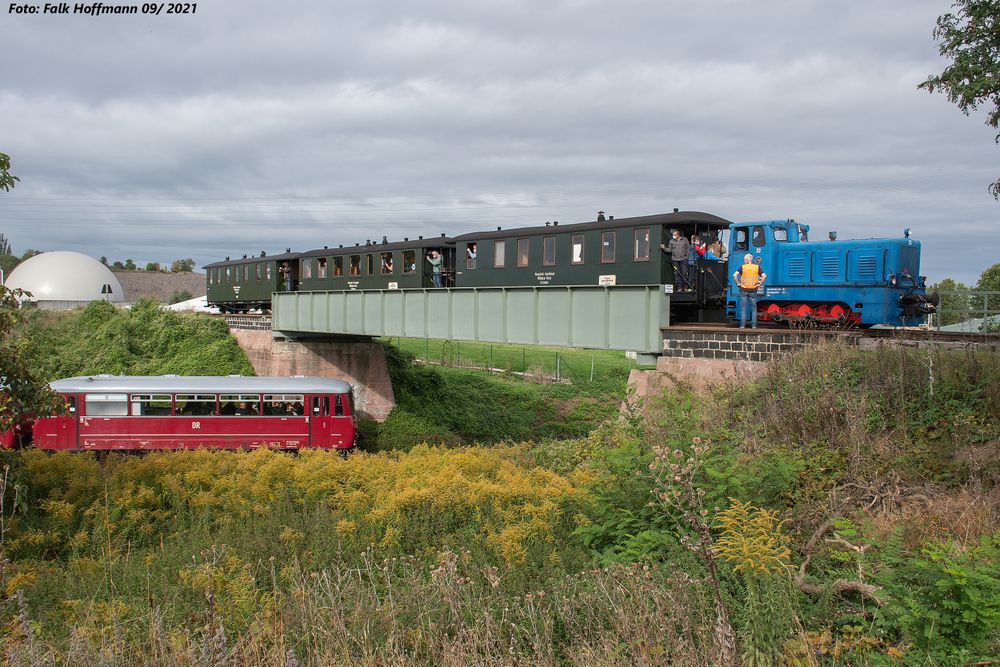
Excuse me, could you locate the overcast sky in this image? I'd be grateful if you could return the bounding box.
[1,0,997,284]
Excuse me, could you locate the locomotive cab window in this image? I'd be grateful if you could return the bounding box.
[317,258,327,278]
[734,228,748,252]
[752,226,766,247]
[633,228,650,261]
[517,239,530,267]
[402,250,416,273]
[571,235,584,264]
[543,237,556,266]
[494,240,506,268]
[601,231,616,263]
[333,257,343,277]
[773,227,788,242]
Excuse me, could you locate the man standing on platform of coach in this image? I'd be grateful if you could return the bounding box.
[733,253,766,329]
[662,229,690,291]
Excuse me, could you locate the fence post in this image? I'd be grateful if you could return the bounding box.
[425,337,429,360]
[457,340,461,368]
[490,344,493,370]
[556,353,561,382]
[522,348,526,373]
[590,355,595,382]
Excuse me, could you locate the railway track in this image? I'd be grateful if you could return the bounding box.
[664,322,1000,344]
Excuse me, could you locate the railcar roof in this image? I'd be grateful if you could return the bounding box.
[50,375,353,394]
[300,237,454,257]
[451,211,732,242]
[203,251,301,270]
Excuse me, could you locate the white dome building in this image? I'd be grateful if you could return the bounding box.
[4,251,126,309]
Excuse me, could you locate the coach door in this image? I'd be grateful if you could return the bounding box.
[310,395,338,448]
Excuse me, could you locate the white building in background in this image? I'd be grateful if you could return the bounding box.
[3,251,126,309]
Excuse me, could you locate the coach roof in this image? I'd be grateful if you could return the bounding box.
[50,375,353,395]
[451,211,732,242]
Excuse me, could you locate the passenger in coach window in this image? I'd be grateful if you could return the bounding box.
[281,261,293,291]
[426,249,443,287]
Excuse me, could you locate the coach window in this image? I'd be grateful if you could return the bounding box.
[263,394,304,416]
[244,264,249,281]
[254,263,261,280]
[318,258,328,278]
[380,252,393,274]
[634,228,650,261]
[403,250,416,273]
[85,393,128,417]
[175,394,217,416]
[751,226,766,248]
[302,258,313,280]
[493,240,506,268]
[516,239,530,267]
[734,228,748,252]
[571,235,585,264]
[773,227,788,242]
[601,231,616,263]
[349,255,361,276]
[465,243,477,269]
[266,264,272,280]
[333,257,343,277]
[225,267,231,282]
[220,394,260,416]
[366,254,374,276]
[130,394,172,416]
[543,237,556,266]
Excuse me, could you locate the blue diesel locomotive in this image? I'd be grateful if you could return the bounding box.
[725,219,936,327]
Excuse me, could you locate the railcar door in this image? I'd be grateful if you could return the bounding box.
[310,394,351,448]
[33,395,79,449]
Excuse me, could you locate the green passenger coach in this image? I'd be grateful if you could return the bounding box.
[204,250,300,313]
[297,236,456,292]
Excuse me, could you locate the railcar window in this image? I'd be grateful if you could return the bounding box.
[517,239,529,267]
[381,252,394,274]
[350,255,361,276]
[333,257,344,276]
[773,228,788,242]
[571,235,584,264]
[494,241,506,268]
[734,229,748,251]
[601,231,616,263]
[175,394,218,416]
[633,228,650,261]
[85,393,128,416]
[130,394,172,416]
[402,250,416,274]
[752,226,766,248]
[220,394,260,416]
[318,258,327,278]
[543,237,556,266]
[302,258,313,279]
[366,254,374,276]
[312,396,333,416]
[262,394,305,416]
[335,394,345,416]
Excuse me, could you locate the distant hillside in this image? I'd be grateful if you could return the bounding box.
[114,270,205,303]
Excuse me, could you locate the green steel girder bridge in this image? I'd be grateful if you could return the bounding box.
[272,285,672,356]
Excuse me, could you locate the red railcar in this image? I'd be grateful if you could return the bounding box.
[31,375,357,451]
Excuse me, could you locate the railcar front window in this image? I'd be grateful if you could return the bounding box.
[543,237,556,266]
[494,241,506,268]
[773,228,788,242]
[634,228,650,261]
[175,394,218,416]
[85,393,128,416]
[571,235,584,264]
[752,226,766,248]
[517,239,530,267]
[130,394,172,416]
[601,231,616,263]
[402,250,416,274]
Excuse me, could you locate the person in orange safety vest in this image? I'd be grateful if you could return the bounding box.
[733,253,766,329]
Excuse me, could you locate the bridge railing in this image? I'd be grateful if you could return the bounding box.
[934,290,1000,331]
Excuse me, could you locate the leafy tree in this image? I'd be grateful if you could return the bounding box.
[145,261,161,272]
[978,261,1000,291]
[171,258,195,273]
[124,259,136,270]
[100,256,108,266]
[929,277,973,325]
[0,152,18,192]
[0,234,11,257]
[111,260,125,271]
[920,0,1000,198]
